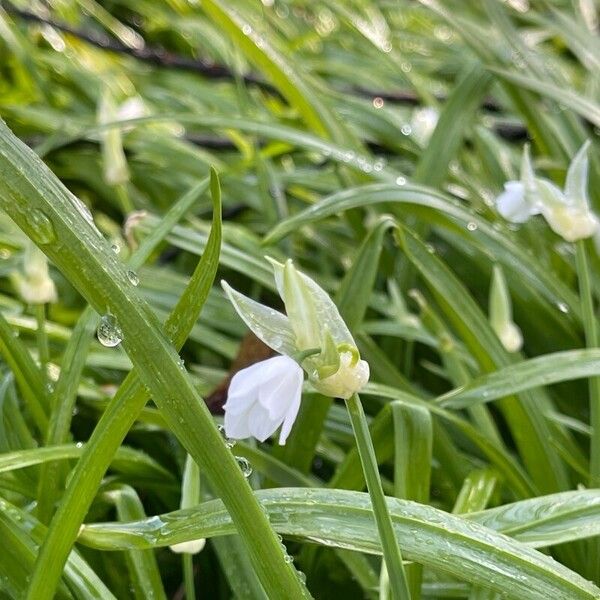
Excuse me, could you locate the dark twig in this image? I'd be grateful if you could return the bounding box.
[3,1,527,140]
[1,1,270,87]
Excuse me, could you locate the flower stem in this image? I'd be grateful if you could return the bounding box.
[575,241,600,483]
[345,393,411,600]
[35,303,49,384]
[183,554,196,599]
[575,239,600,583]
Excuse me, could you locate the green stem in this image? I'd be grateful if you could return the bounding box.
[576,240,600,583]
[35,303,49,384]
[115,183,134,213]
[575,241,600,483]
[183,554,196,600]
[344,393,411,600]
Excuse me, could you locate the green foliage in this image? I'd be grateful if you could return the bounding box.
[1,0,600,598]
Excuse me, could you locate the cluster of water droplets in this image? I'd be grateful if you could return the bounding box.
[216,425,252,477]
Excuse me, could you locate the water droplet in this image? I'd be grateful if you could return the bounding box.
[467,221,478,231]
[97,314,123,347]
[29,209,56,245]
[557,302,569,314]
[236,456,252,477]
[372,97,384,109]
[111,243,121,254]
[242,24,252,35]
[0,249,11,260]
[218,425,236,448]
[396,176,406,186]
[75,441,83,448]
[284,554,293,563]
[127,270,139,286]
[401,124,412,136]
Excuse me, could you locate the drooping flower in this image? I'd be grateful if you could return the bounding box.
[170,455,206,554]
[495,142,598,242]
[489,266,522,353]
[223,355,303,445]
[221,258,370,444]
[12,242,57,305]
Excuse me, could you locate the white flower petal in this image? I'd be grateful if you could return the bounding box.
[223,356,304,444]
[247,402,280,442]
[497,322,523,353]
[278,390,302,445]
[170,539,206,554]
[224,404,252,440]
[223,361,265,416]
[258,356,303,421]
[496,181,536,223]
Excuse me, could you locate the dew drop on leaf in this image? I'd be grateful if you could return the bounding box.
[97,314,123,347]
[29,209,57,245]
[127,270,139,286]
[236,456,252,477]
[217,424,236,448]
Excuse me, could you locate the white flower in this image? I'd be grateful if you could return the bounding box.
[170,539,206,554]
[496,181,540,223]
[224,355,303,445]
[221,257,371,444]
[495,322,523,353]
[12,243,57,304]
[411,107,439,146]
[496,142,598,242]
[310,351,370,400]
[489,265,522,353]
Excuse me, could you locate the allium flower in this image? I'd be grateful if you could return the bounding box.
[489,265,522,353]
[170,455,205,554]
[496,142,598,242]
[12,242,57,304]
[223,355,303,445]
[221,258,370,444]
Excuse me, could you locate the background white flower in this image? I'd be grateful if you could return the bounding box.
[495,142,598,242]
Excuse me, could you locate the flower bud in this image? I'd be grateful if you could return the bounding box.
[310,351,370,399]
[12,243,57,304]
[489,265,522,353]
